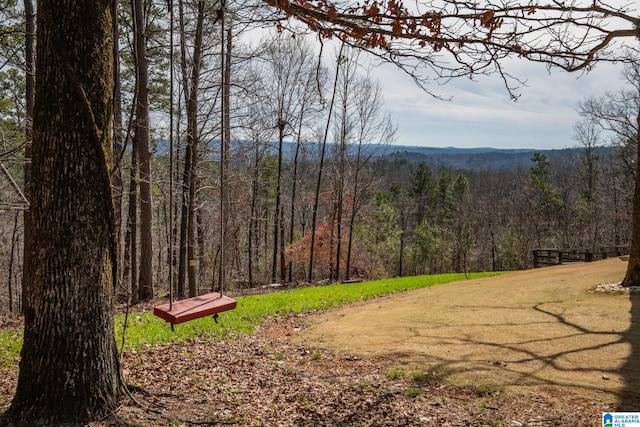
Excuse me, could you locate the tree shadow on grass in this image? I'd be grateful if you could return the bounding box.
[378,299,640,405]
[618,293,640,410]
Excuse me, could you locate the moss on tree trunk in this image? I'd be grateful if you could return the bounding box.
[3,0,122,424]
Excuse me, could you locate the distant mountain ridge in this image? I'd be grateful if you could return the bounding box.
[164,139,612,172]
[273,141,611,171]
[371,144,613,171]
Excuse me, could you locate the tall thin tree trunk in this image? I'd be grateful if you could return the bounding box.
[6,0,122,421]
[345,140,363,280]
[187,0,205,297]
[334,74,349,281]
[124,137,139,304]
[112,2,125,293]
[309,42,344,282]
[167,0,176,299]
[334,180,344,280]
[279,206,286,282]
[177,0,205,298]
[176,0,191,299]
[21,0,35,312]
[133,0,154,301]
[288,135,301,282]
[287,77,314,282]
[248,141,259,287]
[187,185,197,296]
[219,20,231,291]
[398,227,405,277]
[8,213,19,313]
[272,119,285,283]
[196,206,206,283]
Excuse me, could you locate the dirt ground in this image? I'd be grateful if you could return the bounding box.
[0,258,637,426]
[298,257,640,407]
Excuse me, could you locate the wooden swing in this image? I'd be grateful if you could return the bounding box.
[154,292,236,325]
[152,1,236,327]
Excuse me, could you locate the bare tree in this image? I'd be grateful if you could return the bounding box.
[267,0,640,283]
[331,48,358,281]
[573,119,602,247]
[344,70,395,280]
[252,36,320,283]
[579,60,639,283]
[309,42,344,282]
[177,0,207,298]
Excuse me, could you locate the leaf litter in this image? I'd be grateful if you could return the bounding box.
[0,313,613,425]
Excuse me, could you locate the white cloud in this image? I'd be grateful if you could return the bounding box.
[371,57,627,149]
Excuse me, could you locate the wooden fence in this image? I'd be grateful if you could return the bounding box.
[532,245,630,268]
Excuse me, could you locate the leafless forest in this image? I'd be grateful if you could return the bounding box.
[0,0,636,315]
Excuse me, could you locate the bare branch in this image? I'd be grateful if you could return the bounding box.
[263,0,639,92]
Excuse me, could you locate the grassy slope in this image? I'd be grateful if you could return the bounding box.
[0,272,504,367]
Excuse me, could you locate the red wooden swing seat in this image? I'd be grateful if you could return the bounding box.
[153,292,237,325]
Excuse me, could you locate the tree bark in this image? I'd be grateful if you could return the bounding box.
[8,213,19,313]
[345,140,363,280]
[334,70,349,281]
[5,0,122,423]
[177,0,205,298]
[623,108,640,286]
[309,42,344,282]
[272,119,285,283]
[134,0,154,301]
[219,21,231,291]
[21,0,35,313]
[112,0,125,292]
[124,136,139,304]
[288,132,302,283]
[248,141,259,287]
[187,0,205,297]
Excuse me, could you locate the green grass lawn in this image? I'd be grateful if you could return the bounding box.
[0,272,504,367]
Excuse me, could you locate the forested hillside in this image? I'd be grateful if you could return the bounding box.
[1,134,633,315]
[0,1,636,316]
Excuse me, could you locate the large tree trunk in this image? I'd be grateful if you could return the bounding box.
[623,109,640,286]
[5,0,122,423]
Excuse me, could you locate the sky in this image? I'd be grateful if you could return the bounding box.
[371,57,627,150]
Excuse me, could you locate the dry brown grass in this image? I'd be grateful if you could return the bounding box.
[297,257,640,408]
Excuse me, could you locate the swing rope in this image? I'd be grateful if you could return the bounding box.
[152,0,237,328]
[168,0,174,314]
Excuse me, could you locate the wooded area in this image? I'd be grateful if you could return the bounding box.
[0,1,637,314]
[0,0,638,424]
